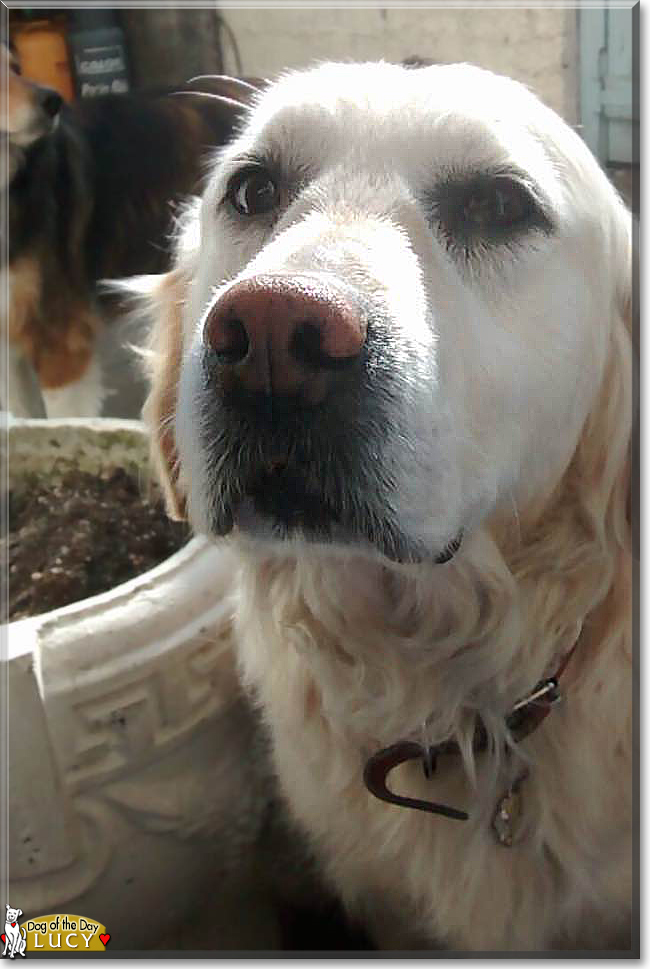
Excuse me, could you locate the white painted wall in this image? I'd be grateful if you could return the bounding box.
[221,6,579,123]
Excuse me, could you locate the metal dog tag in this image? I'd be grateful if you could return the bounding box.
[491,771,528,847]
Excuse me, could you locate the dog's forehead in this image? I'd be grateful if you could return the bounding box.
[256,64,551,140]
[226,61,571,185]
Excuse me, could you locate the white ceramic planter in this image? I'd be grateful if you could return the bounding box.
[3,419,281,950]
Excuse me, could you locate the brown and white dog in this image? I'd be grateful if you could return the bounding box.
[1,46,259,418]
[1,44,62,187]
[134,62,633,951]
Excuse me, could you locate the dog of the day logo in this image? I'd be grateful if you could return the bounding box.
[2,906,110,956]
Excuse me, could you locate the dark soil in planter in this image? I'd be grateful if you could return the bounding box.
[5,467,190,620]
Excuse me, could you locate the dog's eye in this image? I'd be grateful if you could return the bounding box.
[435,175,551,250]
[459,182,530,231]
[227,167,279,216]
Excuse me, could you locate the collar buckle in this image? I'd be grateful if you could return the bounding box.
[510,676,561,713]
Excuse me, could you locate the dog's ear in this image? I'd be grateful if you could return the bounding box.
[139,266,191,521]
[609,205,634,545]
[619,217,635,542]
[108,195,202,522]
[111,264,191,520]
[576,203,632,556]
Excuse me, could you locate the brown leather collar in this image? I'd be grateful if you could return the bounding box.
[363,643,577,821]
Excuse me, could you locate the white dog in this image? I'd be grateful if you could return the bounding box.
[3,906,26,959]
[135,62,633,951]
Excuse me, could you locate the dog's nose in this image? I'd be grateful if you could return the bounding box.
[203,275,366,401]
[39,87,63,118]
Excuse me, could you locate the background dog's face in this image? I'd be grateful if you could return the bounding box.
[159,62,630,566]
[1,45,62,186]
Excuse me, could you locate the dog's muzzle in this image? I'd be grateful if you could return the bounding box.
[196,272,461,564]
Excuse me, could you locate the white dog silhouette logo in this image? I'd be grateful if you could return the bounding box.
[2,906,26,959]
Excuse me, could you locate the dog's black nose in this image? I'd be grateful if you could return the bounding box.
[39,87,63,119]
[203,274,367,405]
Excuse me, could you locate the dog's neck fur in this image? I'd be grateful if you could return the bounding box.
[235,327,630,761]
[228,319,631,950]
[237,518,621,753]
[239,305,628,699]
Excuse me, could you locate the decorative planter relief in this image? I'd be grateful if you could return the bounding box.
[4,419,280,950]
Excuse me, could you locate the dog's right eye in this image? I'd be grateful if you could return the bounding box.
[226,167,279,216]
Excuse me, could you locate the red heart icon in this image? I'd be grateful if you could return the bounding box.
[11,923,16,928]
[99,934,110,946]
[1,933,5,944]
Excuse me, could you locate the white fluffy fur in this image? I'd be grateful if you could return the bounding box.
[138,63,633,951]
[40,354,105,418]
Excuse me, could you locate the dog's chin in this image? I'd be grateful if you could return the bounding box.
[205,482,462,566]
[10,115,58,150]
[5,117,59,185]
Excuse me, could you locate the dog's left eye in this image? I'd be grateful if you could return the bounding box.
[226,166,279,216]
[435,175,551,250]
